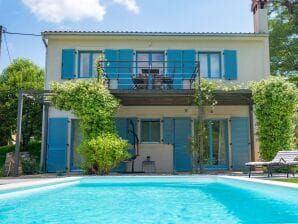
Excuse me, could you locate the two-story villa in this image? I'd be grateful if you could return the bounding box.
[40,0,270,173]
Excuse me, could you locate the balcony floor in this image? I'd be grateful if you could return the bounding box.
[110,89,252,106]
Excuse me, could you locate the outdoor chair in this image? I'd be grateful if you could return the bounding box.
[245,150,298,178]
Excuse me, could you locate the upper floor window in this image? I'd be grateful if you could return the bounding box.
[198,52,221,79]
[78,51,101,78]
[137,52,165,75]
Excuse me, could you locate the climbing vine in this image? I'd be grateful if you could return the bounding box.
[193,78,240,108]
[50,55,130,174]
[192,78,240,173]
[249,76,298,161]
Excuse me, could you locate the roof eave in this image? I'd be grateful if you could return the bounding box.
[41,31,269,39]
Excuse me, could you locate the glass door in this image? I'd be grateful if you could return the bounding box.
[70,119,83,170]
[203,119,228,169]
[136,52,164,89]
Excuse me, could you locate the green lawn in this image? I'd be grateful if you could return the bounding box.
[272,178,298,184]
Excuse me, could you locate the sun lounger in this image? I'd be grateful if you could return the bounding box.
[245,150,298,178]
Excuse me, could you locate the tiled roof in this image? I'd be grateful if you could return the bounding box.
[42,30,268,37]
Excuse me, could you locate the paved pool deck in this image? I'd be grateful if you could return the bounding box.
[0,173,297,190]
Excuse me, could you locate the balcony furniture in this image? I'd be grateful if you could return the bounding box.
[153,74,163,90]
[161,77,173,90]
[132,73,148,89]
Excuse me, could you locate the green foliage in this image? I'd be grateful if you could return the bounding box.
[0,144,13,169]
[0,58,44,146]
[288,76,298,148]
[273,178,298,184]
[193,78,240,108]
[288,75,298,87]
[78,133,130,175]
[21,156,38,175]
[0,141,41,172]
[50,79,120,138]
[0,167,4,177]
[250,76,298,160]
[269,0,298,76]
[95,54,106,81]
[50,64,126,174]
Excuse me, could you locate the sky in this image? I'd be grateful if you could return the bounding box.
[0,0,253,72]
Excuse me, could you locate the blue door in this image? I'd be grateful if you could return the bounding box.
[231,117,250,170]
[47,118,68,172]
[174,118,192,171]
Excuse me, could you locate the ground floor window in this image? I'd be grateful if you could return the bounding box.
[141,119,161,143]
[203,119,228,168]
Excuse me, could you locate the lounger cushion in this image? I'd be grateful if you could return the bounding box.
[245,161,270,166]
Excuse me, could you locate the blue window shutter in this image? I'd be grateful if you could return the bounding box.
[105,49,118,79]
[182,50,196,79]
[174,118,192,171]
[167,50,182,89]
[47,118,68,172]
[224,50,238,80]
[112,118,127,172]
[118,49,133,89]
[116,118,128,139]
[61,49,76,79]
[163,118,174,144]
[231,117,250,171]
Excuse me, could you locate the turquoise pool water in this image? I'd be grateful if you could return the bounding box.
[0,177,297,223]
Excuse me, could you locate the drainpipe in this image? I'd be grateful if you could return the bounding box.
[196,61,204,174]
[249,102,255,162]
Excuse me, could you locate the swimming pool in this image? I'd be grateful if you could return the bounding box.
[0,176,297,223]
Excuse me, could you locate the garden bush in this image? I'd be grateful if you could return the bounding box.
[78,133,130,175]
[0,141,41,169]
[250,77,298,160]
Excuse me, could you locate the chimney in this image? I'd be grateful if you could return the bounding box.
[251,0,269,33]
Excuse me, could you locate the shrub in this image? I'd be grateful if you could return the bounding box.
[21,156,38,175]
[0,141,41,170]
[78,133,130,175]
[0,166,4,177]
[250,77,298,160]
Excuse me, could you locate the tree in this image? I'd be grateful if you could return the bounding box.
[269,0,298,76]
[0,58,44,146]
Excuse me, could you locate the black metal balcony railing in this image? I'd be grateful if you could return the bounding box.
[101,60,200,90]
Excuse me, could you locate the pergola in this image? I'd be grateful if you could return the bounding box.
[13,89,254,176]
[14,90,52,176]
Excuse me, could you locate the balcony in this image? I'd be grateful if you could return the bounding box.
[103,60,198,91]
[98,59,251,106]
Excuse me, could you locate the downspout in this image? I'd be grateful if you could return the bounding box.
[42,36,48,48]
[249,102,255,162]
